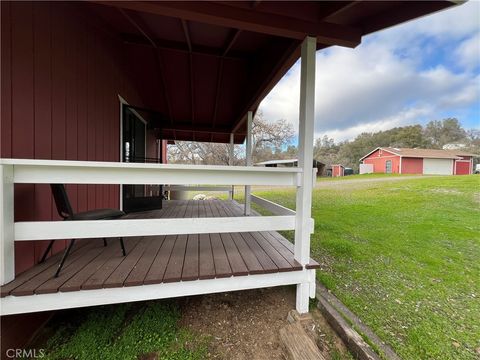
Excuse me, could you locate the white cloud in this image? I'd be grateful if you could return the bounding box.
[454,33,480,70]
[258,1,480,142]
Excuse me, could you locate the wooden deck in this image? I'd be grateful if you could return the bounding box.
[1,200,319,298]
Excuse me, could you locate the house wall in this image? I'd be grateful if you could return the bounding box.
[1,1,144,273]
[1,2,146,353]
[401,157,423,174]
[362,149,400,173]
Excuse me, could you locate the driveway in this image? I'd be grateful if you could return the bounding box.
[251,175,431,192]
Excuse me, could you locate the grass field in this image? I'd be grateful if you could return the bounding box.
[255,175,480,360]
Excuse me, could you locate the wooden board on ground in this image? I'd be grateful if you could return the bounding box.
[279,321,326,360]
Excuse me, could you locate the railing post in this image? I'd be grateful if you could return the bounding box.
[295,36,316,313]
[1,164,15,285]
[228,133,234,200]
[244,111,253,215]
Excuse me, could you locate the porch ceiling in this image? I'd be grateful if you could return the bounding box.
[89,1,457,144]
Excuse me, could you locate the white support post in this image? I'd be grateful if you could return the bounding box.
[244,111,253,215]
[0,165,15,285]
[295,36,316,313]
[228,133,234,200]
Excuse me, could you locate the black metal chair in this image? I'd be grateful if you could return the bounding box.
[40,184,127,277]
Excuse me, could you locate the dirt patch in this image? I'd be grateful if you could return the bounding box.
[429,188,462,195]
[473,192,480,204]
[179,286,351,360]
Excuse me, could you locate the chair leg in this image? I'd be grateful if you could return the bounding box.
[39,240,55,263]
[119,237,126,256]
[54,239,76,278]
[103,238,107,247]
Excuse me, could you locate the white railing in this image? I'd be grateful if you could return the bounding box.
[0,158,305,285]
[163,185,234,199]
[251,195,296,216]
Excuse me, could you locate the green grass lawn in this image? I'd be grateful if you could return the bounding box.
[40,301,208,360]
[255,175,480,360]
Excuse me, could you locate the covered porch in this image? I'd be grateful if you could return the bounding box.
[0,0,458,325]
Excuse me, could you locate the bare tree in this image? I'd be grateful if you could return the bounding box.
[168,111,295,165]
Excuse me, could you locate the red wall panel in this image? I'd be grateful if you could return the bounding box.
[1,1,12,158]
[455,160,471,175]
[1,2,146,352]
[1,1,144,273]
[363,149,400,174]
[332,165,344,177]
[401,157,423,174]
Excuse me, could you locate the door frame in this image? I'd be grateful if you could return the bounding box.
[385,160,392,174]
[118,95,147,211]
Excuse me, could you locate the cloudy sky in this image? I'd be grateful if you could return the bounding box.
[258,1,480,142]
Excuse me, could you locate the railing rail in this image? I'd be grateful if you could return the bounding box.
[251,195,296,216]
[163,185,232,192]
[0,158,303,285]
[0,159,300,186]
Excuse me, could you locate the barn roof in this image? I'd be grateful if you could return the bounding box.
[256,159,300,166]
[89,1,459,143]
[255,158,325,166]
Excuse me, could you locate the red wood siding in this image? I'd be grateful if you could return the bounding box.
[332,165,344,177]
[363,149,401,174]
[455,160,471,175]
[401,157,423,174]
[1,1,144,274]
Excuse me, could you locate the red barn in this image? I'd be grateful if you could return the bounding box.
[331,164,345,177]
[360,147,476,175]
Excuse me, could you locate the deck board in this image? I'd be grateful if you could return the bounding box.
[144,235,176,284]
[81,238,141,290]
[163,234,188,283]
[1,200,319,297]
[182,234,199,281]
[210,233,232,278]
[103,237,150,288]
[198,234,215,279]
[60,240,123,292]
[220,233,248,276]
[241,232,278,273]
[124,235,166,287]
[230,232,264,274]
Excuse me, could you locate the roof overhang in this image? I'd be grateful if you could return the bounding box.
[88,1,460,143]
